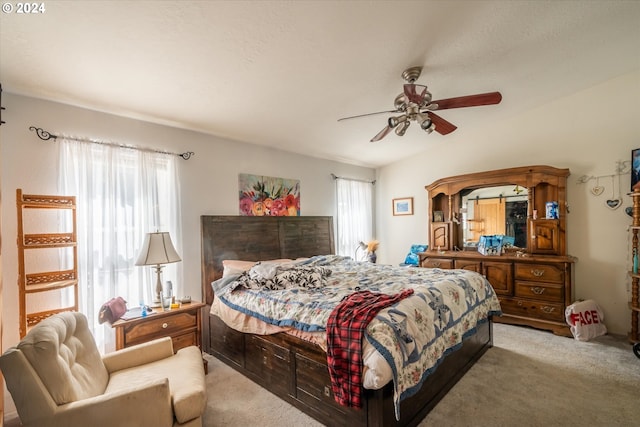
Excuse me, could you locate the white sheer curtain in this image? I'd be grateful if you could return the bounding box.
[59,138,182,353]
[335,178,373,259]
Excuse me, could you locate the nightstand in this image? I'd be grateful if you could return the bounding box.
[112,301,205,352]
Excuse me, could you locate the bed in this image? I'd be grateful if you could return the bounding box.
[201,215,500,426]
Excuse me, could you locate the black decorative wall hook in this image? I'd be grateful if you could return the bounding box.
[29,126,57,141]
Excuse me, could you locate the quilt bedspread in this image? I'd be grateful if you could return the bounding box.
[214,255,502,418]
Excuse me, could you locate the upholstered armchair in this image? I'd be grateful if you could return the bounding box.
[0,312,206,427]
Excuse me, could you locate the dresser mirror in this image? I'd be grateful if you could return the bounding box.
[425,165,569,256]
[461,185,528,249]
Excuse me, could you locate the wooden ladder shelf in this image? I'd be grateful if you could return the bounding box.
[16,189,79,338]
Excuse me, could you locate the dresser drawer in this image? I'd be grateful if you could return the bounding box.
[454,259,482,273]
[421,258,454,269]
[125,312,197,343]
[514,263,564,283]
[514,281,564,303]
[499,297,564,322]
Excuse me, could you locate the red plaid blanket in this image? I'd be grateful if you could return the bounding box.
[326,289,414,408]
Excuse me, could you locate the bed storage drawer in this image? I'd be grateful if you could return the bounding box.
[294,352,357,424]
[210,315,245,368]
[246,335,291,397]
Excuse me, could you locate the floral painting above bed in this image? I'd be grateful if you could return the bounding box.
[239,173,300,216]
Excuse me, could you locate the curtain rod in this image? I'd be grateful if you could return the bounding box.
[29,126,195,160]
[331,173,376,185]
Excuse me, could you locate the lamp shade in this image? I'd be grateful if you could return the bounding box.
[135,232,181,266]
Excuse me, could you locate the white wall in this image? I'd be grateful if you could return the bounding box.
[375,71,640,336]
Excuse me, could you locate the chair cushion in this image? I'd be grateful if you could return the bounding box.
[106,346,206,423]
[17,312,109,404]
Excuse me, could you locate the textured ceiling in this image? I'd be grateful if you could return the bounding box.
[1,1,639,167]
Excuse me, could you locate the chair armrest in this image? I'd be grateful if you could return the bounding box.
[44,378,174,427]
[102,337,174,373]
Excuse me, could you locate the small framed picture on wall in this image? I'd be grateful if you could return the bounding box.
[433,211,444,222]
[632,148,640,191]
[392,197,414,216]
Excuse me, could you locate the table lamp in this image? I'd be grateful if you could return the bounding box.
[135,231,181,307]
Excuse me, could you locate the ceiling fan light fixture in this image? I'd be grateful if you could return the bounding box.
[420,117,432,130]
[394,94,407,111]
[388,115,407,129]
[395,120,410,136]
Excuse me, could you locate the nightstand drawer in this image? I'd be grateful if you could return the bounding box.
[172,331,197,352]
[125,311,197,344]
[113,301,204,353]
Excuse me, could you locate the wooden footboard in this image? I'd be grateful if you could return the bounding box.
[204,311,493,427]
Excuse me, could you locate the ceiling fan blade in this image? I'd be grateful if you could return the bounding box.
[370,125,392,142]
[428,112,457,135]
[432,92,502,111]
[337,110,399,122]
[403,84,426,104]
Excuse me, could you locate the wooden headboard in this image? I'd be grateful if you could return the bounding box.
[200,215,335,305]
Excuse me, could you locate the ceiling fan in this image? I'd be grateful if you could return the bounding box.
[338,66,502,142]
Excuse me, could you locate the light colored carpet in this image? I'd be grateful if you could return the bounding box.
[202,323,640,427]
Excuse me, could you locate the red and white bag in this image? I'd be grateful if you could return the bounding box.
[565,299,607,341]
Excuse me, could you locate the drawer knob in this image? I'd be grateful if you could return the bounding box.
[263,355,268,365]
[531,269,545,277]
[324,386,331,397]
[531,286,545,295]
[541,306,555,313]
[162,322,168,329]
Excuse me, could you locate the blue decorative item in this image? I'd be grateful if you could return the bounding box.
[634,248,638,274]
[545,201,559,219]
[403,244,428,266]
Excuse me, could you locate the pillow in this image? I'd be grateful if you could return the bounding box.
[222,259,295,277]
[222,260,256,277]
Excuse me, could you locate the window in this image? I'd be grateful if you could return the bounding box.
[59,138,181,352]
[335,178,373,259]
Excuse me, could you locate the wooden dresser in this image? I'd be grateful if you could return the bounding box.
[113,301,205,351]
[420,251,574,336]
[422,166,576,336]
